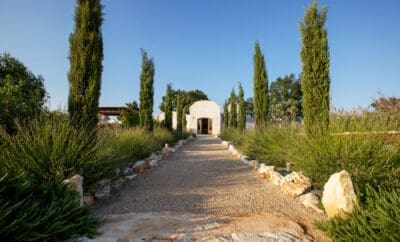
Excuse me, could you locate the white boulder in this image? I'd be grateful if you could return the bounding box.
[299,193,324,214]
[280,172,311,196]
[322,170,357,218]
[63,174,84,205]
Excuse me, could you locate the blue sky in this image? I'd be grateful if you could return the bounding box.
[0,0,399,113]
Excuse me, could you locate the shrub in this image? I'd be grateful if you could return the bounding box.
[0,174,99,241]
[100,126,174,167]
[0,116,112,190]
[220,127,246,147]
[242,125,300,167]
[316,186,400,241]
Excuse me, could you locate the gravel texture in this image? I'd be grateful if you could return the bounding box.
[93,135,329,241]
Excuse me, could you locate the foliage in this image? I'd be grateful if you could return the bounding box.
[0,175,99,241]
[100,126,174,166]
[0,53,47,133]
[223,100,229,129]
[120,100,139,127]
[371,96,400,113]
[299,1,330,136]
[316,186,400,241]
[253,42,269,128]
[139,49,155,132]
[242,125,298,167]
[220,127,246,148]
[229,88,237,128]
[0,116,112,190]
[245,97,254,118]
[68,0,103,132]
[176,94,184,132]
[163,84,173,130]
[238,83,246,130]
[159,89,208,112]
[182,105,189,131]
[269,74,302,122]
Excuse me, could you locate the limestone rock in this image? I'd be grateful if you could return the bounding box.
[149,159,158,167]
[125,174,137,180]
[94,179,111,199]
[123,167,133,175]
[111,178,125,191]
[150,152,161,162]
[63,174,84,205]
[280,172,311,196]
[83,194,94,206]
[231,232,299,242]
[221,141,230,148]
[299,193,324,214]
[270,171,284,185]
[133,160,149,174]
[259,164,275,179]
[322,170,357,218]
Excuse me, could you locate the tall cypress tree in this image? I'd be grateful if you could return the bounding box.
[139,49,155,132]
[223,100,229,129]
[176,94,183,133]
[182,105,188,132]
[229,88,237,128]
[300,1,330,136]
[238,83,246,130]
[164,83,173,131]
[253,42,269,128]
[68,0,103,131]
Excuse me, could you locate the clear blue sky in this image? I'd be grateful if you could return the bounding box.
[1,0,399,113]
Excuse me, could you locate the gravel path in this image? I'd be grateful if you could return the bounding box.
[93,135,328,241]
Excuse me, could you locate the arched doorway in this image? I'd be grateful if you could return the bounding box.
[197,118,212,134]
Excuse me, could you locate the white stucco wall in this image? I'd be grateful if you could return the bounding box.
[155,100,222,135]
[188,100,221,135]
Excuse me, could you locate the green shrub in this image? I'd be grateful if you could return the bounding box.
[316,186,400,241]
[241,125,300,167]
[0,116,112,190]
[0,174,99,241]
[100,126,174,166]
[220,127,246,147]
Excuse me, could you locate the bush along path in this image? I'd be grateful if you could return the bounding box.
[88,136,330,241]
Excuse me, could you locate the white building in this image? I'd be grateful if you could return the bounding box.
[155,100,222,135]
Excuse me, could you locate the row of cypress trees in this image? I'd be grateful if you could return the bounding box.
[224,83,246,131]
[252,0,330,136]
[68,0,155,134]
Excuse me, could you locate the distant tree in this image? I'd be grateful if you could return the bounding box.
[371,96,400,113]
[223,100,229,128]
[176,94,184,133]
[68,0,103,132]
[245,97,254,118]
[229,88,237,128]
[120,100,139,127]
[0,53,47,133]
[139,49,155,132]
[269,74,303,122]
[163,84,173,130]
[159,89,208,112]
[253,42,269,127]
[238,83,246,130]
[300,1,330,136]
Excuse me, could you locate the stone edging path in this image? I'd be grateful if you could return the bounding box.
[91,136,330,241]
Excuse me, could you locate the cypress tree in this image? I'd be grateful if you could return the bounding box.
[182,105,188,132]
[139,49,155,132]
[253,42,269,128]
[238,83,246,130]
[229,88,237,128]
[223,100,229,129]
[164,83,173,131]
[68,0,103,131]
[300,1,330,136]
[176,94,183,133]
